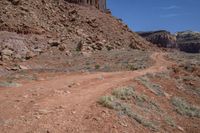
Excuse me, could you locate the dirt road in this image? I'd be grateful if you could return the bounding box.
[0,52,172,133]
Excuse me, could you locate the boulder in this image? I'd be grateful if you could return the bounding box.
[25,51,36,60]
[59,44,66,51]
[0,49,14,61]
[76,40,83,51]
[1,49,14,56]
[48,39,61,47]
[8,0,21,5]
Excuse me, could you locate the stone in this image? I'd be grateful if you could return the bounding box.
[65,50,72,56]
[81,51,91,57]
[11,66,20,71]
[58,44,66,51]
[25,51,36,60]
[1,49,14,61]
[48,40,61,47]
[9,0,20,5]
[76,40,83,51]
[177,126,184,131]
[19,65,28,70]
[14,54,22,60]
[129,42,138,49]
[68,9,78,22]
[106,45,114,51]
[1,49,14,56]
[33,48,43,53]
[1,55,10,61]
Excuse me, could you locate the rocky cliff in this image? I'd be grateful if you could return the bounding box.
[176,31,200,53]
[138,30,200,53]
[67,0,107,12]
[137,30,177,48]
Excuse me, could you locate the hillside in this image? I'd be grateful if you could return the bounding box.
[0,0,153,75]
[0,0,150,51]
[0,1,200,133]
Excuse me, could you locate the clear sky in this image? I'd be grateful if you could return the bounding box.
[107,0,200,33]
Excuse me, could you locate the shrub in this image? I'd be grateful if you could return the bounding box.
[164,116,176,127]
[0,81,21,87]
[95,64,100,69]
[98,95,157,129]
[171,97,200,118]
[112,86,135,100]
[98,86,158,130]
[136,76,165,96]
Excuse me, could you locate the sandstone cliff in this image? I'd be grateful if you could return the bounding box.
[137,30,177,48]
[138,30,200,53]
[176,31,200,53]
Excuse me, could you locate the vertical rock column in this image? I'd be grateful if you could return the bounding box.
[98,0,106,12]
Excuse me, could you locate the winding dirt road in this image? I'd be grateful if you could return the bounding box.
[0,52,172,133]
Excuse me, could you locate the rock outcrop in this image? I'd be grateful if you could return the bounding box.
[138,30,200,53]
[137,30,177,48]
[176,31,200,53]
[66,0,107,12]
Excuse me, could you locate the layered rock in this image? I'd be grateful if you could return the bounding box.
[137,30,177,48]
[66,0,107,12]
[138,30,200,53]
[176,31,200,53]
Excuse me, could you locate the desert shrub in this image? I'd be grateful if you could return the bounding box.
[0,81,21,87]
[112,86,135,100]
[164,116,176,127]
[98,86,159,129]
[95,64,100,69]
[98,96,118,109]
[171,97,200,117]
[98,95,157,129]
[136,76,165,96]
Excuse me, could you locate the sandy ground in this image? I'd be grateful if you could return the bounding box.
[0,52,172,133]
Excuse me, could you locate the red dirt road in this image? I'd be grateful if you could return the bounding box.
[0,52,172,133]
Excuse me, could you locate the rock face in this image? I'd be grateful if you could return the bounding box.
[138,30,200,53]
[137,30,177,48]
[176,31,200,53]
[66,0,107,12]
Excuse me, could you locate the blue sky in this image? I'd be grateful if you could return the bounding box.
[107,0,200,32]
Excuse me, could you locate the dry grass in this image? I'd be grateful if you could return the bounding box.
[98,87,158,130]
[164,116,176,127]
[171,97,200,118]
[0,81,21,87]
[136,76,165,96]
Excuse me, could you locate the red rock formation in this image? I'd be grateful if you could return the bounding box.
[66,0,106,11]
